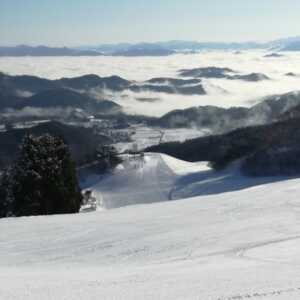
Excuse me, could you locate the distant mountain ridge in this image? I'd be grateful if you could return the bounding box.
[1,36,300,56]
[0,45,103,57]
[280,41,300,51]
[92,41,265,53]
[0,72,208,110]
[1,71,298,131]
[152,91,300,133]
[0,72,123,113]
[86,36,300,53]
[268,36,300,51]
[111,43,176,56]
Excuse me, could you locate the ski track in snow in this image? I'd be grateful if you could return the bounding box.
[2,153,300,299]
[219,286,300,300]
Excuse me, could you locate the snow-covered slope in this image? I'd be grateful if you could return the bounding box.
[91,153,176,209]
[89,153,291,209]
[1,172,300,299]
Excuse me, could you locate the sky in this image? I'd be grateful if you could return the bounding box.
[1,0,300,46]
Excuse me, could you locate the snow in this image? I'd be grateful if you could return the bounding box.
[89,153,294,207]
[91,153,176,209]
[89,153,214,209]
[114,125,209,153]
[161,153,211,175]
[1,153,300,299]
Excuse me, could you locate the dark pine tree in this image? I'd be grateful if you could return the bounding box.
[0,167,14,217]
[0,134,82,217]
[96,145,122,172]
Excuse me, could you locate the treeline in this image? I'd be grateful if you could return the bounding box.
[146,117,300,176]
[0,121,111,169]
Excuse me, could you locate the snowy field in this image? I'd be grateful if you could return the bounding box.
[1,51,300,116]
[114,125,210,152]
[1,154,300,299]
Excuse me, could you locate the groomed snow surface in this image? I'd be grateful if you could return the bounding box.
[1,153,300,299]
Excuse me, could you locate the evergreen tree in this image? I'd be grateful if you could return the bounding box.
[0,134,82,217]
[0,168,14,217]
[96,145,122,172]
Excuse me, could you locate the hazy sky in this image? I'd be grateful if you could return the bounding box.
[1,0,300,46]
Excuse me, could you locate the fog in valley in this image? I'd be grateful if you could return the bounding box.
[1,50,300,116]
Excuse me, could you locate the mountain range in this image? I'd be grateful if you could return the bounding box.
[0,45,103,57]
[1,70,299,129]
[1,36,300,56]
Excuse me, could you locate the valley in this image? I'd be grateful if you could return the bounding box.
[1,48,300,300]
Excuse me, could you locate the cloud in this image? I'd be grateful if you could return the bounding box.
[1,50,300,116]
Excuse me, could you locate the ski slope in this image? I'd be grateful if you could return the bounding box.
[90,153,291,209]
[1,154,300,299]
[91,153,212,209]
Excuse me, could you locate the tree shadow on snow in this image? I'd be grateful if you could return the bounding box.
[170,168,297,200]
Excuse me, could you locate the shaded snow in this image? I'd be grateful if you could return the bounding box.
[89,153,294,208]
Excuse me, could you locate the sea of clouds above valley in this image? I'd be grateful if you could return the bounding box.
[1,50,300,116]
